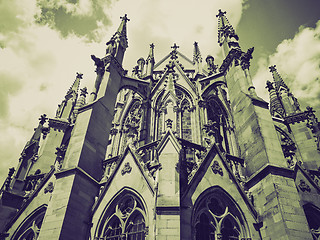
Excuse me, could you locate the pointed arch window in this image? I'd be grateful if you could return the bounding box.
[12,206,46,240]
[192,188,250,240]
[96,194,147,240]
[303,204,320,239]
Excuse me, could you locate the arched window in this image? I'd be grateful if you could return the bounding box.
[96,193,147,240]
[12,205,46,240]
[303,203,320,239]
[192,188,250,240]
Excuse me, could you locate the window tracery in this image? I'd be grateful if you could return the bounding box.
[121,101,144,150]
[96,194,147,240]
[193,188,250,240]
[12,206,46,240]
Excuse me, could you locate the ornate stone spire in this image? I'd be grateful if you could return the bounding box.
[193,42,203,76]
[146,43,155,77]
[267,66,301,117]
[110,14,130,50]
[269,65,289,92]
[193,42,202,63]
[216,9,239,47]
[55,72,82,121]
[266,80,286,118]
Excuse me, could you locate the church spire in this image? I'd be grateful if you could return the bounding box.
[267,65,301,117]
[269,65,289,92]
[55,72,82,121]
[216,9,240,56]
[193,41,203,76]
[146,43,155,77]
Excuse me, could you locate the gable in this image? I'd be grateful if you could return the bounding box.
[294,164,320,209]
[184,145,258,220]
[91,148,156,239]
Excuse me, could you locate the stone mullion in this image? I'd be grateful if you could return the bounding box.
[111,127,122,157]
[198,100,208,146]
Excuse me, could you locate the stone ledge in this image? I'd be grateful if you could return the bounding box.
[245,164,294,189]
[55,167,100,187]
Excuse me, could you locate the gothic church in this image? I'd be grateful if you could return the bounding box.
[1,10,320,240]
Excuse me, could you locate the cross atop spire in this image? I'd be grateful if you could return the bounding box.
[76,72,83,79]
[171,43,179,51]
[216,9,226,18]
[150,43,155,49]
[269,65,289,91]
[120,14,130,23]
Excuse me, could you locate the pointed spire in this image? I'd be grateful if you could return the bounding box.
[216,9,239,50]
[146,43,155,77]
[111,14,130,50]
[146,43,155,63]
[72,87,88,123]
[269,65,289,92]
[55,73,82,121]
[193,42,202,64]
[66,72,82,96]
[193,42,203,76]
[19,114,48,163]
[266,80,286,118]
[267,66,301,117]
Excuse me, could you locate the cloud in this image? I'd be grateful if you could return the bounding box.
[253,20,320,111]
[34,0,116,41]
[0,73,23,118]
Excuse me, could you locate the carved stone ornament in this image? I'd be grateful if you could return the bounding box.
[44,182,54,194]
[121,162,132,175]
[298,179,311,192]
[211,160,223,176]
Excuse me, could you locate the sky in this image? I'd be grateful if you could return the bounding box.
[1,0,320,185]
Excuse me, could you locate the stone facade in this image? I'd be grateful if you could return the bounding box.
[1,10,320,240]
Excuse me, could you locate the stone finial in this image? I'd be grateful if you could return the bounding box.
[216,9,226,18]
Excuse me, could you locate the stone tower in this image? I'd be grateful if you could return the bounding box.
[1,10,320,240]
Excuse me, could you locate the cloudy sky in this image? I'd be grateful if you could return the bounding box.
[1,0,320,184]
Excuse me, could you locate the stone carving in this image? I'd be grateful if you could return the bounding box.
[123,102,143,147]
[298,179,311,192]
[44,182,54,194]
[55,144,67,170]
[219,48,242,72]
[105,39,117,56]
[165,119,173,129]
[121,162,132,175]
[206,55,218,75]
[204,120,223,145]
[305,106,320,151]
[276,128,297,168]
[211,160,223,176]
[4,167,15,191]
[240,47,254,70]
[170,43,179,60]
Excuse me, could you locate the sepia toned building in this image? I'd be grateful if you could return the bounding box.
[1,10,320,240]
